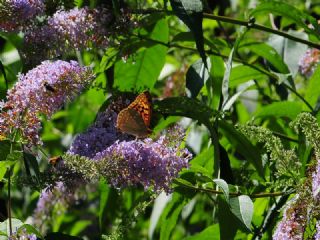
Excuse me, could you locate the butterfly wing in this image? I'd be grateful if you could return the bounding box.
[116,108,150,138]
[127,91,152,127]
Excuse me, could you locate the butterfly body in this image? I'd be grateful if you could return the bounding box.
[116,91,152,138]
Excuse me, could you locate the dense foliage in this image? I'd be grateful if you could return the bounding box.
[0,0,320,239]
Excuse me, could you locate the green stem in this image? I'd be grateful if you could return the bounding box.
[174,180,291,198]
[202,13,320,49]
[7,167,12,236]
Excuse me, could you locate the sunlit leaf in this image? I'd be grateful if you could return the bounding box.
[229,195,254,231]
[114,18,169,91]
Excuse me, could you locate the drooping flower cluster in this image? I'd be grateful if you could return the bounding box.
[313,162,320,201]
[315,222,320,240]
[94,134,191,193]
[0,0,44,32]
[299,48,320,77]
[273,195,307,240]
[9,228,37,240]
[65,119,191,193]
[68,96,134,158]
[0,60,94,145]
[64,94,191,193]
[23,7,113,65]
[32,182,77,233]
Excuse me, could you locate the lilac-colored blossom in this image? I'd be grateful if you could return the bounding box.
[94,133,191,193]
[314,222,320,240]
[68,110,133,158]
[0,60,94,145]
[273,195,307,240]
[312,161,320,201]
[299,48,320,77]
[9,228,37,240]
[0,0,44,32]
[32,182,75,233]
[23,7,112,64]
[67,94,191,193]
[48,7,111,49]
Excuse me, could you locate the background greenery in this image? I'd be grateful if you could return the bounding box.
[1,0,320,239]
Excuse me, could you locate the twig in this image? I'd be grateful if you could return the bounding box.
[7,167,12,236]
[174,180,291,199]
[131,9,320,50]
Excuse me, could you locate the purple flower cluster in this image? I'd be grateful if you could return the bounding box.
[67,95,191,193]
[0,60,94,145]
[273,196,307,240]
[94,134,191,193]
[315,222,320,240]
[49,7,111,49]
[299,48,320,77]
[68,104,133,158]
[312,162,320,201]
[23,7,112,64]
[9,228,37,240]
[32,182,74,233]
[0,0,44,32]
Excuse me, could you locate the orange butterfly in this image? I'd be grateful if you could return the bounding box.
[116,91,152,138]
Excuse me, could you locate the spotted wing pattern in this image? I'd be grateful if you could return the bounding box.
[127,91,152,127]
[116,91,152,138]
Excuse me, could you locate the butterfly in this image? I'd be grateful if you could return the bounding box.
[116,91,152,138]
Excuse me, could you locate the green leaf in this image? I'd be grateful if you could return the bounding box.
[154,96,214,128]
[0,141,11,161]
[305,64,320,110]
[222,27,248,109]
[169,0,207,67]
[18,224,43,238]
[0,60,7,90]
[6,151,22,162]
[229,195,254,231]
[213,179,229,202]
[190,146,213,176]
[219,121,264,179]
[184,224,220,240]
[221,48,234,108]
[149,193,171,239]
[217,197,239,240]
[99,178,109,231]
[222,80,255,111]
[99,47,119,72]
[243,43,290,74]
[210,55,224,110]
[268,31,308,77]
[24,152,40,179]
[174,177,195,188]
[250,1,320,38]
[70,220,92,236]
[229,65,267,88]
[114,18,168,91]
[0,218,24,237]
[255,101,302,120]
[160,193,187,240]
[186,58,211,98]
[99,179,118,233]
[0,161,13,181]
